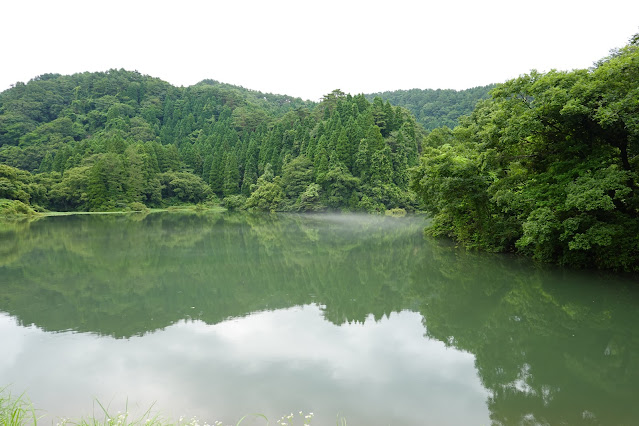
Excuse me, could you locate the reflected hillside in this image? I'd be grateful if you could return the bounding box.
[0,212,424,337]
[411,243,639,425]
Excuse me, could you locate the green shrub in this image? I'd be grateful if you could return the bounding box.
[128,202,149,212]
[0,198,36,217]
[222,195,247,211]
[385,207,407,217]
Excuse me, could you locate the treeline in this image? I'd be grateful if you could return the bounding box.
[0,70,422,213]
[411,36,639,271]
[365,85,495,131]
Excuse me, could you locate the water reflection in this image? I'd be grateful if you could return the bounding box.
[0,213,423,336]
[0,307,489,426]
[410,241,639,425]
[1,212,638,425]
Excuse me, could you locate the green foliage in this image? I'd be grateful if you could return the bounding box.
[411,40,639,270]
[281,155,314,202]
[357,195,385,213]
[223,151,240,196]
[411,142,494,246]
[320,163,360,209]
[385,207,407,217]
[365,85,495,131]
[222,194,247,211]
[0,385,315,426]
[0,164,47,209]
[127,201,149,212]
[0,387,38,426]
[86,153,126,211]
[297,183,324,212]
[0,70,423,213]
[245,167,284,211]
[0,165,31,203]
[158,171,211,205]
[0,198,36,216]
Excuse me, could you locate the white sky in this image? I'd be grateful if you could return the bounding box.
[1,0,638,101]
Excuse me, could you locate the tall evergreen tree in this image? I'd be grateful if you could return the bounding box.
[209,151,224,194]
[223,151,240,196]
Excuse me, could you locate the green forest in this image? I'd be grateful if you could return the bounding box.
[1,34,638,270]
[411,35,639,271]
[365,84,494,131]
[0,75,425,214]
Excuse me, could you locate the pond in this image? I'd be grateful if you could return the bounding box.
[1,212,638,425]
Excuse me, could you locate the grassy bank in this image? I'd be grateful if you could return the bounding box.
[0,388,320,426]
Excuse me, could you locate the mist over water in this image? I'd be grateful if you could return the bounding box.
[1,212,638,425]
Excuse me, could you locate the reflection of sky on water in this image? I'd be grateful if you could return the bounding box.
[0,306,489,425]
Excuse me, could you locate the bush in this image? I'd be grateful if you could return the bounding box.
[128,201,149,212]
[385,207,407,217]
[222,194,247,211]
[0,198,36,217]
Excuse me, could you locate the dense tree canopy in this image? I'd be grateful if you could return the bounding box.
[411,37,639,271]
[0,71,422,213]
[365,85,494,131]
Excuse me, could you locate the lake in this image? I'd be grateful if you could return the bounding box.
[1,212,638,425]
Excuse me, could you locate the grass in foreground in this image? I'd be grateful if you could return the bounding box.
[0,387,39,425]
[0,389,326,426]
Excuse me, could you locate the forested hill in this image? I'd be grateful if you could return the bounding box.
[0,70,423,213]
[365,85,495,131]
[411,36,639,271]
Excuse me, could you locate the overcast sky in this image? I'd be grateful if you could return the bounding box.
[1,0,638,101]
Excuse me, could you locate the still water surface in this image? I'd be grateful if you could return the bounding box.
[0,212,638,425]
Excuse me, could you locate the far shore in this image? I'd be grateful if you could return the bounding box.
[0,205,227,220]
[41,206,226,216]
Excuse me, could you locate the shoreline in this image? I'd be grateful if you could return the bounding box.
[1,205,227,220]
